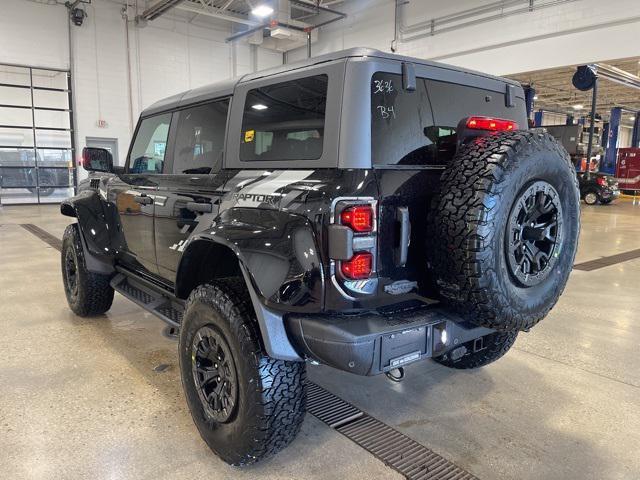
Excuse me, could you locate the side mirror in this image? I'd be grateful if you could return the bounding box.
[81,147,113,173]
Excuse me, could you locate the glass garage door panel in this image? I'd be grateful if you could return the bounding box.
[0,106,33,128]
[0,147,36,167]
[0,64,75,204]
[0,127,34,147]
[0,85,31,107]
[31,69,68,90]
[0,65,30,86]
[33,89,68,110]
[36,129,72,149]
[37,148,72,167]
[34,109,70,129]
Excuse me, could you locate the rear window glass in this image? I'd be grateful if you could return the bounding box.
[371,72,437,166]
[240,75,327,162]
[371,73,520,166]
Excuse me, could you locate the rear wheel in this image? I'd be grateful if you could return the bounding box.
[433,331,518,369]
[61,224,114,316]
[427,131,580,332]
[179,279,306,466]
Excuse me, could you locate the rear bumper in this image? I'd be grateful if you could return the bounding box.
[285,306,493,376]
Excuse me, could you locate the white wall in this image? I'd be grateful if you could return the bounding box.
[0,0,282,173]
[292,0,640,76]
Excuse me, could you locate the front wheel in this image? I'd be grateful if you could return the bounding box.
[179,279,306,466]
[583,190,598,205]
[61,224,114,316]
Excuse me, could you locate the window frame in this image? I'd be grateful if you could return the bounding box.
[125,111,174,175]
[226,62,345,169]
[163,96,231,175]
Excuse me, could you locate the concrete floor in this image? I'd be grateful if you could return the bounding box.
[1,200,640,480]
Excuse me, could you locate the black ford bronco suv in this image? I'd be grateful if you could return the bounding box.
[60,48,580,465]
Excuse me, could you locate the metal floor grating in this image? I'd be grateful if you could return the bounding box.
[20,224,62,251]
[306,382,477,480]
[573,248,640,271]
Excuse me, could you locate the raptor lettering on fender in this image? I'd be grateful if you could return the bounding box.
[231,192,280,205]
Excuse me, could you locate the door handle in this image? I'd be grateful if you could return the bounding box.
[186,201,213,213]
[134,194,153,205]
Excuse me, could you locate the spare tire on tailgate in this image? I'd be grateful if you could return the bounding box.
[428,130,580,332]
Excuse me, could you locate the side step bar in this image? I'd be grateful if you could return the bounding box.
[110,272,184,328]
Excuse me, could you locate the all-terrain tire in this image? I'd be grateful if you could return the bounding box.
[61,224,114,316]
[428,130,580,332]
[179,279,306,466]
[433,330,518,369]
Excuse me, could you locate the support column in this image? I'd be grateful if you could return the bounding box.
[601,107,621,175]
[534,110,543,127]
[523,86,535,120]
[632,112,640,148]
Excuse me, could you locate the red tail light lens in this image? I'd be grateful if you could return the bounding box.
[341,252,373,280]
[466,116,518,132]
[341,205,373,233]
[596,176,607,186]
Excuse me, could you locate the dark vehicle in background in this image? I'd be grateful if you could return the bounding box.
[0,148,71,196]
[58,48,580,465]
[578,172,620,205]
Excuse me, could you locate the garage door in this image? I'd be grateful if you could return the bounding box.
[0,63,76,204]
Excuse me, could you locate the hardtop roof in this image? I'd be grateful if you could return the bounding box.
[141,47,520,117]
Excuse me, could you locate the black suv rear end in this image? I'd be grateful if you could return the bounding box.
[60,48,579,465]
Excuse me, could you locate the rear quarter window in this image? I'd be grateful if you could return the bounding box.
[240,75,328,162]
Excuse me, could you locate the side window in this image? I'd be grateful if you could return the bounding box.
[240,75,328,162]
[172,99,229,174]
[128,113,171,174]
[371,72,437,166]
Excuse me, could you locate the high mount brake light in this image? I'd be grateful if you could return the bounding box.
[341,252,373,280]
[341,205,374,233]
[466,116,518,132]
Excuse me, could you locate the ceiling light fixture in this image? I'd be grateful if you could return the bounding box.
[533,95,538,100]
[631,116,636,121]
[252,104,268,110]
[572,104,584,110]
[251,4,274,17]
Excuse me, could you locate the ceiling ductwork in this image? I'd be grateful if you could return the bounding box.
[135,0,346,53]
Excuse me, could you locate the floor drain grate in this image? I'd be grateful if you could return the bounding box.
[306,382,477,480]
[573,248,640,271]
[20,224,62,252]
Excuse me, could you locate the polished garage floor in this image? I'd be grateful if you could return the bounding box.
[1,201,639,480]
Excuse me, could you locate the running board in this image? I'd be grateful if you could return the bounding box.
[110,273,184,328]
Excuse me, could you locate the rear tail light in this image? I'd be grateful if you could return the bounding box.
[596,176,607,186]
[341,205,374,233]
[341,252,373,280]
[466,116,518,132]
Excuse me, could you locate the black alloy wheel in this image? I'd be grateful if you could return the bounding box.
[506,181,563,287]
[63,247,79,301]
[191,325,238,423]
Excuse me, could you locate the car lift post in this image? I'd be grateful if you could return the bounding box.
[534,109,543,127]
[632,111,640,148]
[523,85,535,120]
[601,106,621,175]
[584,76,598,179]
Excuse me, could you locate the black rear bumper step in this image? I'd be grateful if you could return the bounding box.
[286,307,493,376]
[110,273,184,328]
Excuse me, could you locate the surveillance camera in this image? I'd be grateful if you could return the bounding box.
[71,7,87,26]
